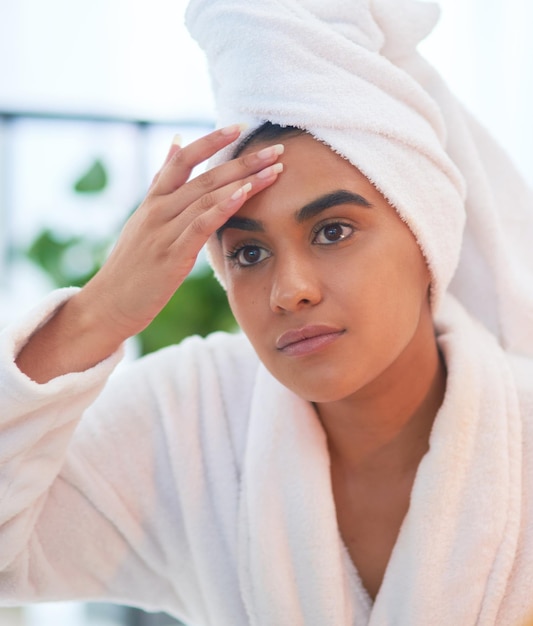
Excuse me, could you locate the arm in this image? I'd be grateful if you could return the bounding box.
[0,314,186,612]
[15,125,284,382]
[0,313,252,619]
[0,126,284,612]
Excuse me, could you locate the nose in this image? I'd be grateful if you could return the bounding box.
[269,255,322,313]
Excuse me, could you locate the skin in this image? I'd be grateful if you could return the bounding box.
[214,133,447,600]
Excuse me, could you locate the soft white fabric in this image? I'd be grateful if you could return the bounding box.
[185,0,533,357]
[1,291,533,625]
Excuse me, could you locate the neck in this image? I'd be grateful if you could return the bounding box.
[316,322,446,479]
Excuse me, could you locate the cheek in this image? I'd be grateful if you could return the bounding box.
[225,277,265,332]
[378,260,431,362]
[349,238,431,349]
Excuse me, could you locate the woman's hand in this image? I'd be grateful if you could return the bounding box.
[79,124,284,340]
[15,125,284,382]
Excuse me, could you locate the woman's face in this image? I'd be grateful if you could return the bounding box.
[214,133,433,403]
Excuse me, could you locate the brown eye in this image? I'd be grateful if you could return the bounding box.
[314,223,353,244]
[233,245,270,267]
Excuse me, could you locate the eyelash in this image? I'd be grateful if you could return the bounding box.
[225,243,271,268]
[311,220,355,245]
[225,221,356,268]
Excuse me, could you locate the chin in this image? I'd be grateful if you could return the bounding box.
[258,356,364,403]
[280,376,361,404]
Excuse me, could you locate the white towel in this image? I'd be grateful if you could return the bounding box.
[185,0,533,357]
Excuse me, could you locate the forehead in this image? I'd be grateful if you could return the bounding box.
[239,133,389,214]
[242,132,352,172]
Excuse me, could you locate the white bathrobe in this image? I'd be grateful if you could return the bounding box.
[1,288,532,626]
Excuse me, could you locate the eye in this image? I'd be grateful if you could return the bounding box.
[226,244,271,267]
[313,222,354,244]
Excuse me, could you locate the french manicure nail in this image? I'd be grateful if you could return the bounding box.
[220,123,248,136]
[257,162,284,179]
[171,133,182,147]
[256,144,285,160]
[231,182,253,200]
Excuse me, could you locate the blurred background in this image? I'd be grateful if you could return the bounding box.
[0,0,531,624]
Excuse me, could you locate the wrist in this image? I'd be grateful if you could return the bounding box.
[15,290,126,383]
[64,288,130,355]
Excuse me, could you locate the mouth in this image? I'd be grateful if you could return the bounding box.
[276,325,345,356]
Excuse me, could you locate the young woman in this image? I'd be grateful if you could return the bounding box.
[2,0,533,625]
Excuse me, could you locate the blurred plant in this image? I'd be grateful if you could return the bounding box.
[73,158,108,193]
[25,157,237,355]
[27,229,108,288]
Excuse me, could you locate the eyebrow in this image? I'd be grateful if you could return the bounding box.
[216,189,372,240]
[216,216,263,241]
[295,189,372,222]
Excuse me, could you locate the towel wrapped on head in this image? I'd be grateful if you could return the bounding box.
[186,0,533,357]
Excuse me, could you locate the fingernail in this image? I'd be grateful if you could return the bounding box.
[256,144,285,160]
[220,123,248,136]
[231,182,252,200]
[256,162,284,179]
[171,133,182,147]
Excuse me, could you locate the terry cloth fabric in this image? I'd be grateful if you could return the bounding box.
[1,290,533,625]
[185,0,533,358]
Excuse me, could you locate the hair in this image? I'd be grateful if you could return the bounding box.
[232,121,306,158]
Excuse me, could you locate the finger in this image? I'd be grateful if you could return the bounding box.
[149,134,182,189]
[170,182,253,266]
[173,162,284,256]
[152,124,247,196]
[171,142,285,212]
[164,134,183,165]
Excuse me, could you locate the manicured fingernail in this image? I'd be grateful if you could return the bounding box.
[171,133,182,147]
[256,162,284,179]
[230,182,253,201]
[256,144,285,160]
[220,123,248,136]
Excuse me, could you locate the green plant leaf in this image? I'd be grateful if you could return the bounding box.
[26,229,108,288]
[27,229,77,287]
[74,158,108,193]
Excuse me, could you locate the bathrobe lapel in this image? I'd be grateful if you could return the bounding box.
[237,363,362,626]
[371,296,523,625]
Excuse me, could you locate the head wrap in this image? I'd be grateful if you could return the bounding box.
[186,0,533,357]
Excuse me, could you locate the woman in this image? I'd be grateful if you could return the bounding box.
[2,0,533,625]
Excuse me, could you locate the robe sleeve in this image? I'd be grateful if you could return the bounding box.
[0,290,186,618]
[0,289,256,624]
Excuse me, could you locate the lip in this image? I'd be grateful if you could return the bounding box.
[276,324,345,356]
